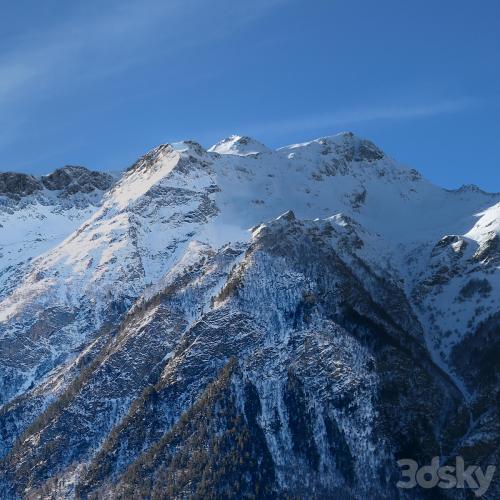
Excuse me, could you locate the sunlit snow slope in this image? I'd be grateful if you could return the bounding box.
[0,132,498,499]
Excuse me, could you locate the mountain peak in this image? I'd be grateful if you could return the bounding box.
[0,166,114,199]
[171,140,206,157]
[208,135,270,156]
[41,165,114,194]
[0,172,41,197]
[280,131,385,162]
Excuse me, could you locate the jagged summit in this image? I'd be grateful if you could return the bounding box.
[125,141,207,178]
[208,135,271,156]
[277,209,296,222]
[0,172,41,197]
[171,140,206,156]
[41,165,114,194]
[0,165,114,199]
[280,131,385,163]
[451,183,500,196]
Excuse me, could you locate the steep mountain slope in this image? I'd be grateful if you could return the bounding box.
[0,167,115,406]
[0,167,115,299]
[0,133,498,498]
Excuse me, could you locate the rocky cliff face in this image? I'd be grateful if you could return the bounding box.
[0,166,114,199]
[0,133,498,498]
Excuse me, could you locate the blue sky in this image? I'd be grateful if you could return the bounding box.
[1,0,499,190]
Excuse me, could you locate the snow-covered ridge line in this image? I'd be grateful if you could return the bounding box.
[0,130,499,498]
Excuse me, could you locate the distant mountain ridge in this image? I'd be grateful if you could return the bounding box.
[0,166,114,198]
[0,133,498,499]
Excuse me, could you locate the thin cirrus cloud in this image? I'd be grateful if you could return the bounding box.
[0,0,289,107]
[246,98,480,137]
[0,2,165,104]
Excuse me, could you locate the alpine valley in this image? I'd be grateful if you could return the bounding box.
[0,133,498,499]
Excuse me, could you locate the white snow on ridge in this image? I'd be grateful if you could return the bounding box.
[209,135,271,156]
[109,147,182,210]
[0,132,499,372]
[465,201,500,242]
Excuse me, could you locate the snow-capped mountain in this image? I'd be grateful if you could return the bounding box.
[0,133,498,498]
[0,167,115,300]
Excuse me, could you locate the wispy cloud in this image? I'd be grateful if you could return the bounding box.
[0,0,290,156]
[0,1,162,104]
[0,0,288,107]
[246,98,479,137]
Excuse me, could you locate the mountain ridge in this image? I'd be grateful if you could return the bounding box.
[0,132,498,498]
